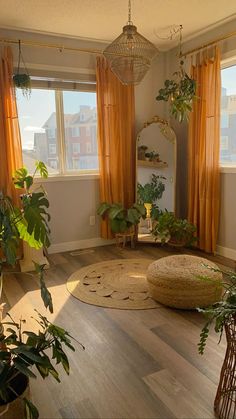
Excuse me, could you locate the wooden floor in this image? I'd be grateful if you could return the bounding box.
[3,244,234,419]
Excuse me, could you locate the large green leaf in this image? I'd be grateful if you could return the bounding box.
[19,192,50,248]
[97,202,110,216]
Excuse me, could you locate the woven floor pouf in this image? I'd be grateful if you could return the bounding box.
[147,254,223,309]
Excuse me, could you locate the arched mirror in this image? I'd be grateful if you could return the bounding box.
[136,115,177,243]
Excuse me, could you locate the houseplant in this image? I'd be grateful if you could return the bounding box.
[13,41,31,98]
[0,161,80,418]
[198,267,236,418]
[137,174,166,218]
[156,26,196,122]
[152,211,197,247]
[97,202,146,234]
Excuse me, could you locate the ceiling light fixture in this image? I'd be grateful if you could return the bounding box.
[103,0,159,85]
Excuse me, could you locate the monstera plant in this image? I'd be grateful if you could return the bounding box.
[0,161,81,418]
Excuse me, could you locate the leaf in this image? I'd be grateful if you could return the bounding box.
[35,161,48,179]
[24,398,39,419]
[13,360,37,379]
[16,192,50,249]
[97,202,110,216]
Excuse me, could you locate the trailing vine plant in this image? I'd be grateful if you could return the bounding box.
[156,25,196,122]
[198,266,236,355]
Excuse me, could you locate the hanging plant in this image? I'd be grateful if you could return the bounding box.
[156,26,196,123]
[13,40,31,98]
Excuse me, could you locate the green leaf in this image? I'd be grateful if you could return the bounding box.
[35,161,48,179]
[13,360,37,379]
[24,398,39,419]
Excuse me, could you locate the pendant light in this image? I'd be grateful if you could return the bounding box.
[103,0,159,85]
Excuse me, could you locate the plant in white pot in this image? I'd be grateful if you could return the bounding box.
[0,161,83,418]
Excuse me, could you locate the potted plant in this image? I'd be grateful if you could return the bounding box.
[97,202,146,234]
[0,161,81,418]
[13,41,31,99]
[156,27,196,122]
[152,211,197,247]
[137,145,148,160]
[198,267,236,418]
[137,174,166,218]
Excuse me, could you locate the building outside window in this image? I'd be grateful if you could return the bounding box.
[72,143,80,154]
[221,64,236,165]
[17,83,98,175]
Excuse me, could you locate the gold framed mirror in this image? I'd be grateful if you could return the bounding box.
[136,115,177,243]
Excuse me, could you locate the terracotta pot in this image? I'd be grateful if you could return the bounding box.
[0,374,30,419]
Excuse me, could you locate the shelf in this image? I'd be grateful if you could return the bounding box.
[137,160,168,169]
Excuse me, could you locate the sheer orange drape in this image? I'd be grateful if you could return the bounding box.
[96,56,135,239]
[188,47,221,253]
[0,46,23,204]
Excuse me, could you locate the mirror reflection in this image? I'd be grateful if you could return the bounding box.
[136,116,177,243]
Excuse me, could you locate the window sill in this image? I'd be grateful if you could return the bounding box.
[220,166,236,174]
[34,173,100,183]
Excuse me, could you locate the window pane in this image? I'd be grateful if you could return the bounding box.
[221,66,236,165]
[62,91,98,171]
[17,89,59,174]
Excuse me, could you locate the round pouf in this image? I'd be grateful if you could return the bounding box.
[147,254,222,309]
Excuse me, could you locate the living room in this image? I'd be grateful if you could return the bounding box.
[1,1,236,418]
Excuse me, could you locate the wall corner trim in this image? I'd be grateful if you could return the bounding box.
[216,245,236,261]
[48,237,115,254]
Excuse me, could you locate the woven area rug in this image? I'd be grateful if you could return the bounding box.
[67,258,159,309]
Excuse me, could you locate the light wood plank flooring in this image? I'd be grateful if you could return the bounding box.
[2,244,233,419]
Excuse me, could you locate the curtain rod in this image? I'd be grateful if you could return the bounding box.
[182,28,236,57]
[0,37,141,59]
[0,37,103,55]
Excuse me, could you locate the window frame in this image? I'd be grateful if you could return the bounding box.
[18,79,99,179]
[220,57,236,172]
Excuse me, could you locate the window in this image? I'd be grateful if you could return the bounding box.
[86,142,92,153]
[72,143,80,154]
[17,85,98,175]
[72,126,80,137]
[48,144,57,155]
[220,64,236,166]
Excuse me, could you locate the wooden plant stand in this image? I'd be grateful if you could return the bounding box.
[115,231,135,249]
[214,317,236,419]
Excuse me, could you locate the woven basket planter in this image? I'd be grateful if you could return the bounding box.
[0,374,29,418]
[146,254,222,309]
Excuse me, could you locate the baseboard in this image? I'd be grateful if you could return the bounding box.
[216,245,236,260]
[48,237,115,254]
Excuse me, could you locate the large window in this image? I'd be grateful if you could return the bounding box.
[221,65,236,166]
[17,85,98,175]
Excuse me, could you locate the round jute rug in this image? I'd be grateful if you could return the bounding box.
[67,258,159,309]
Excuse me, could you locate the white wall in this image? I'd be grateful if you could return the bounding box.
[0,28,167,252]
[165,17,236,258]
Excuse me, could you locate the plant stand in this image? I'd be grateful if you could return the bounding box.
[214,317,236,419]
[20,241,49,272]
[115,232,135,249]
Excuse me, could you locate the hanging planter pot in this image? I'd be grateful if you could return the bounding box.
[13,40,31,98]
[156,26,196,122]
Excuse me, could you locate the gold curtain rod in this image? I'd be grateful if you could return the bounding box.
[0,37,103,55]
[182,28,236,57]
[0,37,142,59]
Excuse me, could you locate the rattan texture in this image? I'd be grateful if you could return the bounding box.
[146,254,222,309]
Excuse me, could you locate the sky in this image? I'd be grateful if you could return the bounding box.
[221,65,236,95]
[17,88,96,150]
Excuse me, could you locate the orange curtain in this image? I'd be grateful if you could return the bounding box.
[0,46,23,204]
[188,47,221,253]
[96,56,135,239]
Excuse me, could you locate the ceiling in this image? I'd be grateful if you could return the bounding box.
[0,0,236,49]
